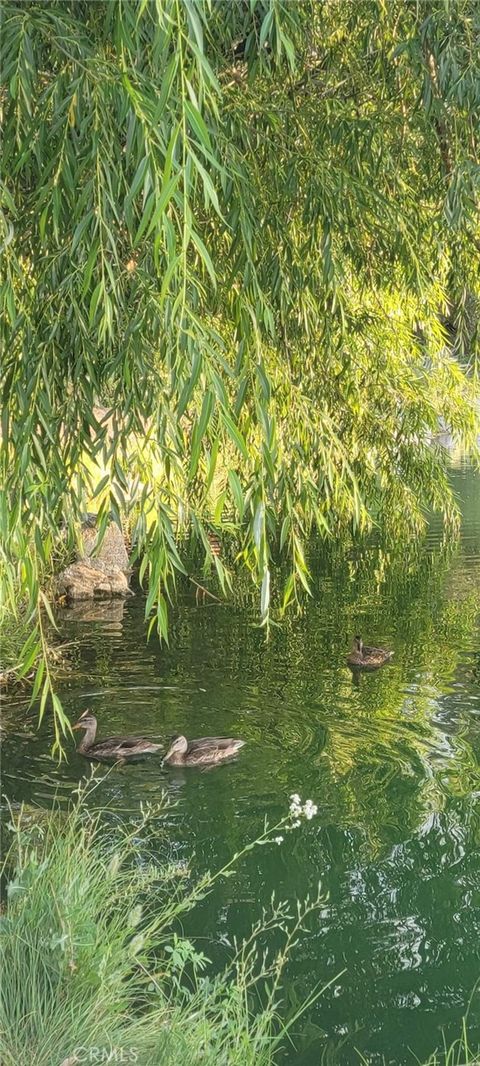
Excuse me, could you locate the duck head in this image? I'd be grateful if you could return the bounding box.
[72,709,97,731]
[163,734,188,761]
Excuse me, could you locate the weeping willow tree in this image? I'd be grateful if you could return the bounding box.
[1,0,479,745]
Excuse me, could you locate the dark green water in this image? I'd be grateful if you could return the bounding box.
[2,462,480,1064]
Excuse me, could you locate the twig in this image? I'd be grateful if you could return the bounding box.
[189,577,222,604]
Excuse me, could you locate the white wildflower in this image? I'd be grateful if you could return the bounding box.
[303,800,318,820]
[289,792,302,816]
[288,794,318,823]
[274,835,284,844]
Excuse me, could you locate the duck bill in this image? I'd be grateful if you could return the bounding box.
[72,723,83,731]
[163,744,179,763]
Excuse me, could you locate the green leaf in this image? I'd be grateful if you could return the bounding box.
[126,156,149,206]
[260,567,270,620]
[88,281,104,326]
[133,190,156,246]
[205,438,219,494]
[144,174,180,241]
[221,410,248,460]
[280,515,291,551]
[189,390,214,479]
[177,350,203,416]
[185,100,212,153]
[253,501,264,551]
[213,490,226,524]
[81,240,100,296]
[190,228,217,287]
[228,470,245,519]
[190,150,222,217]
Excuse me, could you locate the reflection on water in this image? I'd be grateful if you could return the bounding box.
[58,599,127,626]
[1,462,480,1064]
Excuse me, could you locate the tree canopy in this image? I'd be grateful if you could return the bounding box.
[1,0,479,743]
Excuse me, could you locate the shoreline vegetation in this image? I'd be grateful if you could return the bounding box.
[0,784,478,1066]
[0,781,329,1066]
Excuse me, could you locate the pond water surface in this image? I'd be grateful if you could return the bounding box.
[2,461,480,1064]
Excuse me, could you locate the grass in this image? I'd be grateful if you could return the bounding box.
[0,779,325,1066]
[420,1019,480,1065]
[1,780,479,1065]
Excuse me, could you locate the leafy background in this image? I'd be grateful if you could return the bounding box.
[1,0,479,747]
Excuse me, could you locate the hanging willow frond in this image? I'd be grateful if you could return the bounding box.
[0,0,479,749]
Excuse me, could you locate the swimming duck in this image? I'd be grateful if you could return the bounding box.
[72,710,162,761]
[163,734,245,767]
[347,636,393,670]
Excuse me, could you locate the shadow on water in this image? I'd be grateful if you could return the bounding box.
[1,461,480,1064]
